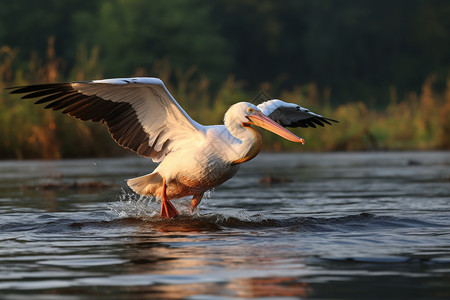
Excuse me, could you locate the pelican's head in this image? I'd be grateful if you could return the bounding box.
[225,102,305,144]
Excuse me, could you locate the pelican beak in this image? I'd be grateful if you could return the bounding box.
[247,111,305,144]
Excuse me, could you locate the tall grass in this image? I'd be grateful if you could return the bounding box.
[1,40,449,159]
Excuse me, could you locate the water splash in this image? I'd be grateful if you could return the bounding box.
[108,189,200,219]
[198,188,215,209]
[106,188,271,229]
[108,189,159,219]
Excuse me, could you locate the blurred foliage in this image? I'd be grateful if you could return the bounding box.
[0,0,450,158]
[0,42,449,159]
[1,0,449,103]
[1,0,231,87]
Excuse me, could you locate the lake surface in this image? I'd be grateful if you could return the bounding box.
[0,152,449,299]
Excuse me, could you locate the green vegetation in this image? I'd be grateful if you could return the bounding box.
[1,0,449,159]
[1,43,449,159]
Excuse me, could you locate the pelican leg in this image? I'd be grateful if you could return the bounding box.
[160,178,179,218]
[191,192,204,211]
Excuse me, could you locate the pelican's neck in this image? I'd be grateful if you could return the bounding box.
[225,120,262,165]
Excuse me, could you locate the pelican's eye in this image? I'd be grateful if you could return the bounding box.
[247,107,255,114]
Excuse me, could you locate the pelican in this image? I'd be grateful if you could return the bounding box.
[8,77,338,218]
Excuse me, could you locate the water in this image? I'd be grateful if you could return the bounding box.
[0,152,449,299]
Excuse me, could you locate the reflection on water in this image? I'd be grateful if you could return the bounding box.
[0,152,449,299]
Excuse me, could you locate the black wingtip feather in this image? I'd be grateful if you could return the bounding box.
[311,118,325,127]
[320,117,339,125]
[34,91,69,105]
[321,118,332,125]
[7,83,72,95]
[306,121,316,128]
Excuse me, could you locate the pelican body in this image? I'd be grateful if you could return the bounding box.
[8,77,337,218]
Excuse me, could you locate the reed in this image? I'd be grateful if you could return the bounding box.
[1,41,449,159]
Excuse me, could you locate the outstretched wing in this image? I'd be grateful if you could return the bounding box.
[257,99,339,128]
[8,77,206,162]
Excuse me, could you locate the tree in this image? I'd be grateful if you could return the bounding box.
[73,0,232,83]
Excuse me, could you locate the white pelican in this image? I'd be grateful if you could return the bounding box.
[8,77,338,218]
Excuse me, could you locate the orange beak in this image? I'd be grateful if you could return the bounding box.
[246,111,305,144]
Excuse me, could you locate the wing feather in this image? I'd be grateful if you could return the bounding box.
[8,77,206,161]
[9,84,67,94]
[45,93,85,110]
[257,99,338,129]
